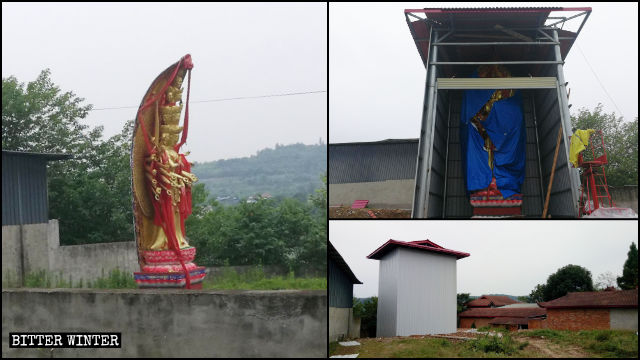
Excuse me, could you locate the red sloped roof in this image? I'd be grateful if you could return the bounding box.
[459,306,546,319]
[467,298,492,307]
[367,239,470,260]
[467,295,522,307]
[539,289,638,309]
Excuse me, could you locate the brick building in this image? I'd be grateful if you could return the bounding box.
[458,306,546,329]
[538,289,638,331]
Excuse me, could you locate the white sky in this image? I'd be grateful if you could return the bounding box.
[2,3,327,162]
[330,220,638,298]
[329,2,638,144]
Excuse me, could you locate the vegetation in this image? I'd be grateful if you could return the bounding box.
[192,143,326,203]
[521,329,638,358]
[571,104,638,186]
[185,180,326,275]
[201,265,325,290]
[353,296,378,338]
[617,242,638,290]
[23,269,136,289]
[329,330,638,358]
[2,69,133,245]
[529,264,594,302]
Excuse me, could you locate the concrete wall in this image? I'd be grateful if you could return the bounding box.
[610,308,638,331]
[329,307,349,341]
[2,220,138,287]
[329,307,360,341]
[609,185,638,214]
[329,180,414,209]
[2,288,327,358]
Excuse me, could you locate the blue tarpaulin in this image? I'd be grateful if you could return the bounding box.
[460,86,526,199]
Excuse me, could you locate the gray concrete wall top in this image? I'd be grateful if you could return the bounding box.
[3,288,327,358]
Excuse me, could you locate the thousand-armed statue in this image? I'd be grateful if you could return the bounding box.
[131,54,206,288]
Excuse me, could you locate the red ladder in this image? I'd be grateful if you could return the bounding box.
[577,130,615,217]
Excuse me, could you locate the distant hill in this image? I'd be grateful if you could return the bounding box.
[191,142,326,204]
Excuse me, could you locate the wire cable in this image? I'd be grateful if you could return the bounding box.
[575,43,625,119]
[90,90,326,111]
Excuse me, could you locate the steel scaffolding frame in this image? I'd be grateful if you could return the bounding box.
[406,8,591,218]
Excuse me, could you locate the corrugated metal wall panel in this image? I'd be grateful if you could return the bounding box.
[444,93,473,218]
[437,77,557,90]
[329,141,419,184]
[329,258,354,308]
[2,153,49,225]
[395,248,457,336]
[377,249,398,337]
[535,90,576,217]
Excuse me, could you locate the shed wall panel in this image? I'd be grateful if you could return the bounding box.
[2,153,49,225]
[329,258,354,308]
[376,249,399,337]
[395,248,457,335]
[329,141,418,184]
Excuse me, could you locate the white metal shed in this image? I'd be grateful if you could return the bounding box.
[368,239,470,336]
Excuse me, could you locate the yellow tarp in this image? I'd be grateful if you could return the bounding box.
[569,129,596,167]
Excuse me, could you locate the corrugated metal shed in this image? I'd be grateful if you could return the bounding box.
[2,151,72,225]
[329,241,362,308]
[328,139,418,184]
[372,239,469,336]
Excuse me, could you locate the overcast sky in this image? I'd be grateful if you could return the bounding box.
[2,3,327,162]
[330,220,638,298]
[329,2,638,144]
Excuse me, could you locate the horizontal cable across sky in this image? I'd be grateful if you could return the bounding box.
[91,90,327,111]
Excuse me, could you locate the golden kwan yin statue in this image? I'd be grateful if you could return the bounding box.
[131,54,206,288]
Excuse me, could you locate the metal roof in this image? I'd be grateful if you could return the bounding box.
[367,239,470,260]
[405,7,591,74]
[459,306,546,319]
[539,289,638,309]
[328,139,419,184]
[2,150,73,161]
[329,241,362,284]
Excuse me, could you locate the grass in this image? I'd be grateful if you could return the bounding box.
[18,266,326,290]
[329,336,528,358]
[202,265,326,290]
[518,329,638,358]
[22,269,136,289]
[328,329,638,358]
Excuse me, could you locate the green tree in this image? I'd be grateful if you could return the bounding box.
[617,242,638,290]
[540,264,594,301]
[457,293,471,313]
[571,104,638,186]
[529,284,546,303]
[517,295,531,303]
[355,296,378,338]
[2,70,133,245]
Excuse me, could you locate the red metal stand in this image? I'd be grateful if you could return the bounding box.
[577,130,614,217]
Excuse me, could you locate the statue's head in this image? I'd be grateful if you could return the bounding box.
[160,132,180,147]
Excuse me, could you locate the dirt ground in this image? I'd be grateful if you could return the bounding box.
[518,336,589,358]
[329,206,411,219]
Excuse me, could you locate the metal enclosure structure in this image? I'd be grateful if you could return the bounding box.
[2,151,72,226]
[368,240,469,336]
[329,241,363,308]
[405,7,591,218]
